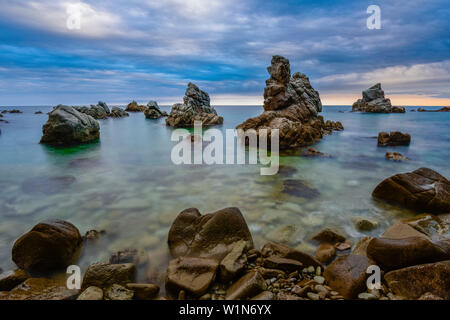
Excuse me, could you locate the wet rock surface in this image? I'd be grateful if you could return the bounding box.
[81,263,136,290]
[237,55,343,150]
[0,278,79,300]
[145,101,167,119]
[377,131,411,146]
[166,83,223,127]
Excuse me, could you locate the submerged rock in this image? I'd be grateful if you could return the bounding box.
[352,83,405,113]
[168,207,253,261]
[281,179,320,199]
[12,220,83,273]
[237,55,343,150]
[40,105,100,146]
[21,175,76,194]
[372,167,450,213]
[145,101,167,119]
[377,131,411,146]
[385,152,409,161]
[125,101,147,112]
[166,83,223,127]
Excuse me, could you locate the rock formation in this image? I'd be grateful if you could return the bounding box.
[352,83,405,113]
[372,167,450,213]
[40,105,100,146]
[110,107,129,118]
[236,55,343,150]
[125,101,147,112]
[377,131,411,146]
[74,101,110,119]
[144,101,167,119]
[166,82,223,127]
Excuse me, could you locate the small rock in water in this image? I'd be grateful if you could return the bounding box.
[281,179,320,199]
[385,152,410,161]
[355,218,379,231]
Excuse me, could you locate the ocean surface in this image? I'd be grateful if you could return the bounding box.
[0,105,449,283]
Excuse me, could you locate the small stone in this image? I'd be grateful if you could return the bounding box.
[105,284,134,300]
[314,285,329,296]
[358,292,377,300]
[314,276,325,284]
[126,283,159,300]
[316,266,322,276]
[307,266,315,273]
[77,286,103,300]
[307,292,320,300]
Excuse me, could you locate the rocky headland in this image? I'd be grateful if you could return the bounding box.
[237,56,343,150]
[352,83,405,113]
[166,83,223,127]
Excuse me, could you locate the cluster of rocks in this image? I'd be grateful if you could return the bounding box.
[73,102,129,119]
[377,131,411,146]
[125,101,147,112]
[236,56,343,150]
[166,83,223,127]
[145,101,168,119]
[1,109,22,114]
[418,107,450,112]
[352,83,405,113]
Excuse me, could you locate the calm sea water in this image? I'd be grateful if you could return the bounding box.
[0,105,449,281]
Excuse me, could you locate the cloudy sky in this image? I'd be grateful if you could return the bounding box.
[0,0,449,106]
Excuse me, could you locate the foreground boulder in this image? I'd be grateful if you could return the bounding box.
[40,105,100,146]
[225,271,266,300]
[166,256,218,297]
[352,83,405,113]
[377,131,411,146]
[1,278,78,300]
[372,167,450,213]
[144,101,167,119]
[125,101,147,112]
[366,237,449,270]
[168,207,253,260]
[12,220,83,273]
[261,242,323,268]
[384,260,450,299]
[81,263,136,290]
[323,254,372,299]
[166,83,223,127]
[236,55,343,150]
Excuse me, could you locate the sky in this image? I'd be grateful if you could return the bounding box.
[0,0,449,106]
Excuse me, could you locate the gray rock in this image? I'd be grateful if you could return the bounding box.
[352,83,405,113]
[105,284,134,300]
[110,107,129,118]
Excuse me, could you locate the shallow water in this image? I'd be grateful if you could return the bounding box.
[0,105,449,283]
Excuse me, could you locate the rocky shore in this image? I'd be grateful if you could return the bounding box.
[352,84,405,113]
[1,168,448,300]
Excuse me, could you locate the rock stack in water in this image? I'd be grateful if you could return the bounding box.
[166,83,223,127]
[144,101,167,119]
[352,83,405,113]
[74,101,110,119]
[40,105,100,146]
[237,55,343,150]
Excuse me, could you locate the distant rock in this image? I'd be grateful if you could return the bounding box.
[377,131,411,146]
[166,83,223,127]
[236,55,343,150]
[301,147,331,158]
[372,167,450,213]
[125,101,147,112]
[35,111,43,114]
[352,83,405,113]
[385,152,410,161]
[110,107,129,118]
[418,107,450,112]
[144,101,167,119]
[40,105,100,146]
[74,101,110,119]
[2,109,22,114]
[12,220,83,273]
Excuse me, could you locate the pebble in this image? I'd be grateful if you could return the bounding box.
[315,266,321,276]
[358,292,377,300]
[313,276,325,284]
[314,285,328,296]
[307,266,315,273]
[307,292,320,300]
[330,291,339,296]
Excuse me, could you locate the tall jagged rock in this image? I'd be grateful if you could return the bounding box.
[237,55,343,150]
[352,83,405,113]
[166,83,223,127]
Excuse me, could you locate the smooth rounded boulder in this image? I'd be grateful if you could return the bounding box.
[372,167,450,213]
[168,207,254,261]
[12,220,83,274]
[40,105,100,146]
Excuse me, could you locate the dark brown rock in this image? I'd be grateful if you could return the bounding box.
[384,260,450,299]
[311,228,346,244]
[225,271,266,300]
[250,291,275,300]
[377,131,411,146]
[315,243,336,264]
[262,256,303,272]
[81,263,136,290]
[168,207,253,261]
[372,167,450,213]
[323,254,372,299]
[352,83,404,113]
[281,179,320,199]
[366,237,450,270]
[165,256,218,297]
[219,240,248,282]
[261,242,323,268]
[126,283,160,300]
[0,278,78,300]
[386,152,409,161]
[0,269,29,291]
[125,101,147,112]
[12,220,83,274]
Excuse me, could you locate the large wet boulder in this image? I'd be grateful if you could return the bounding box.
[352,83,405,113]
[40,105,100,146]
[166,83,223,127]
[168,207,254,261]
[12,220,83,274]
[145,101,167,119]
[0,278,79,300]
[372,167,450,213]
[377,131,411,146]
[323,254,372,299]
[366,237,450,270]
[384,260,450,299]
[236,55,343,150]
[125,101,147,112]
[81,263,136,290]
[165,256,218,297]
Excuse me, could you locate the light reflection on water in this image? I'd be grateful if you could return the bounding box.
[0,105,449,283]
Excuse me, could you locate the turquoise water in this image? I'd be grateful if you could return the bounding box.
[0,105,449,283]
